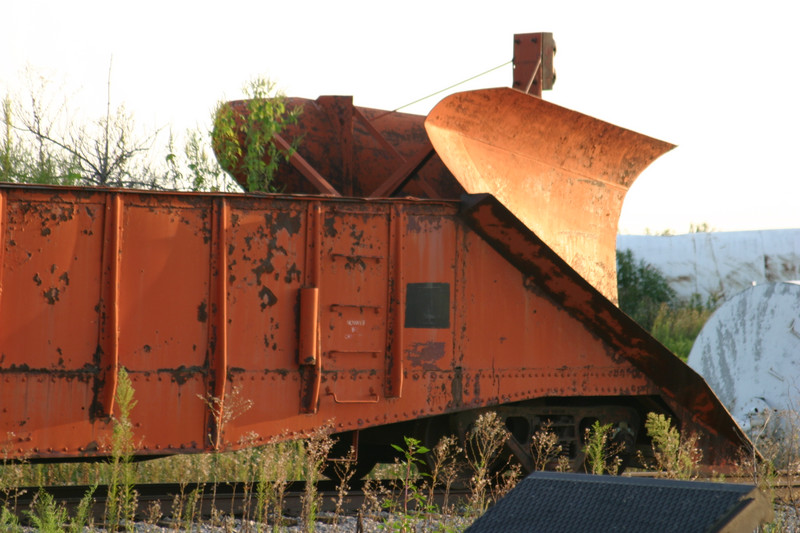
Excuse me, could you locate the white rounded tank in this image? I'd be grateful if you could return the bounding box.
[687,281,800,431]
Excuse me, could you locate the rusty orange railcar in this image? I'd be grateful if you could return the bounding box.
[0,33,751,474]
[0,184,747,471]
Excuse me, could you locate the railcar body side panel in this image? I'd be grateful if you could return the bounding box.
[0,185,744,464]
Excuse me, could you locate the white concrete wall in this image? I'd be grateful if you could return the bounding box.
[617,229,800,303]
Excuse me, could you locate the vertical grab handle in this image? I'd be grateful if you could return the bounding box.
[298,288,320,365]
[298,287,321,413]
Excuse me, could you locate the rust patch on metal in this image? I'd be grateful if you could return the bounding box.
[251,258,274,285]
[284,263,301,283]
[342,256,367,271]
[271,211,302,235]
[406,342,445,371]
[406,215,443,233]
[43,287,60,305]
[156,365,206,386]
[89,345,105,421]
[258,286,278,310]
[323,215,338,237]
[0,362,97,377]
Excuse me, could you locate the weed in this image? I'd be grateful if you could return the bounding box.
[106,367,139,530]
[642,412,701,480]
[392,436,430,516]
[0,433,28,518]
[530,420,563,471]
[0,506,21,531]
[330,446,356,531]
[382,436,439,532]
[268,441,303,530]
[26,490,67,533]
[181,485,203,531]
[249,437,298,531]
[145,499,163,527]
[465,412,510,516]
[25,487,97,533]
[360,477,388,523]
[425,435,462,516]
[68,485,97,533]
[738,408,800,531]
[492,464,522,503]
[555,455,572,472]
[583,420,621,475]
[198,383,255,452]
[301,424,335,532]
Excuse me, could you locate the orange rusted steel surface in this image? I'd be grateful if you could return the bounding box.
[0,184,745,464]
[512,32,556,96]
[425,88,675,303]
[219,97,460,200]
[459,195,748,463]
[224,87,673,306]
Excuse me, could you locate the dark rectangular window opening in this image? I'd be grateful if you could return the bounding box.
[405,282,450,329]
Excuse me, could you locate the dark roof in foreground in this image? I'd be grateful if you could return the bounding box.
[466,471,772,533]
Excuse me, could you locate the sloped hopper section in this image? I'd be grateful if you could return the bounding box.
[426,88,674,303]
[466,472,773,533]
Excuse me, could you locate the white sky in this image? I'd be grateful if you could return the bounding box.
[3,0,798,235]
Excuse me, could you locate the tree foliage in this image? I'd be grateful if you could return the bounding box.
[1,93,81,185]
[616,249,676,331]
[617,249,716,360]
[212,77,302,192]
[165,128,234,192]
[2,68,160,188]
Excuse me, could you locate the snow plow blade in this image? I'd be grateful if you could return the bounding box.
[425,88,675,302]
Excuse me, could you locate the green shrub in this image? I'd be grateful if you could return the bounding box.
[212,77,302,192]
[651,302,714,361]
[617,249,716,360]
[616,249,676,331]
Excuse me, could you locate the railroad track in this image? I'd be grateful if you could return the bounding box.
[1,479,472,527]
[5,474,800,529]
